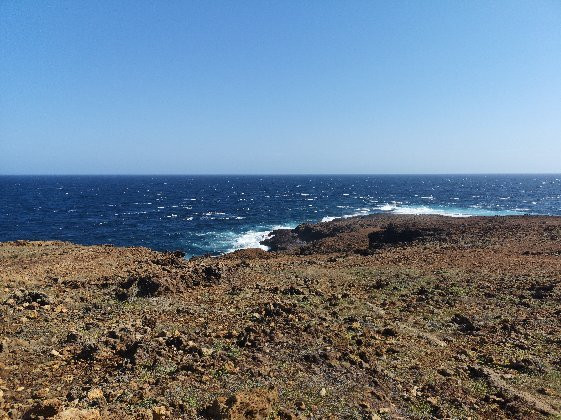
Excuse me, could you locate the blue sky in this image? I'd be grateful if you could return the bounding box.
[1,1,560,174]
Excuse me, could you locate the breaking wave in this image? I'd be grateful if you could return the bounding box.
[320,203,524,222]
[228,224,297,252]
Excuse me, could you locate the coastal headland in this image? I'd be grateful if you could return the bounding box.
[1,215,560,419]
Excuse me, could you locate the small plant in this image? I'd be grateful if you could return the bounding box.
[138,397,158,409]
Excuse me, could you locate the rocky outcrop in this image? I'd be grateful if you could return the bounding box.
[367,223,442,249]
[260,229,303,251]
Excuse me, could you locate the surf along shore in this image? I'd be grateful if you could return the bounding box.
[1,214,560,419]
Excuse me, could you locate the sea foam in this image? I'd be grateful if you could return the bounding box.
[229,224,297,252]
[321,203,521,223]
[377,204,521,217]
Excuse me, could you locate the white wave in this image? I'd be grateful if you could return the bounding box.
[376,203,522,218]
[375,203,471,217]
[392,206,471,217]
[228,224,296,252]
[377,203,399,211]
[230,230,272,251]
[343,212,369,219]
[322,210,371,223]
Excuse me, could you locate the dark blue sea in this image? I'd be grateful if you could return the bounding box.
[1,175,560,257]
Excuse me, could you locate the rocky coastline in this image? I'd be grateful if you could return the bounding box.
[1,215,560,419]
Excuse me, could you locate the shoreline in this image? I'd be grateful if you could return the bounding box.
[5,173,559,257]
[1,214,560,418]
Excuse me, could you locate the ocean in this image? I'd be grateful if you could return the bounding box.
[1,175,560,257]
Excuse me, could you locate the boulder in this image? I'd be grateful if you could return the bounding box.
[54,408,101,419]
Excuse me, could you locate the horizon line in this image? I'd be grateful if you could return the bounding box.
[1,172,561,177]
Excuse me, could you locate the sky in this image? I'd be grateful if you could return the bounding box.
[1,1,560,174]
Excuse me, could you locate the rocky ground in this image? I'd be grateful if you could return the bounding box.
[1,215,560,419]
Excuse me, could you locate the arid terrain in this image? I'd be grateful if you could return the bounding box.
[1,215,560,419]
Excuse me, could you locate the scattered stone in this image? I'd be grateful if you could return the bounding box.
[54,305,67,313]
[152,405,170,419]
[451,314,478,333]
[64,332,79,343]
[537,387,553,396]
[136,276,161,297]
[282,286,304,296]
[530,283,555,299]
[277,409,298,420]
[87,388,104,401]
[381,327,397,337]
[201,347,214,357]
[115,340,141,365]
[54,408,101,419]
[202,387,278,419]
[74,343,98,361]
[437,367,453,377]
[202,265,222,283]
[22,398,61,419]
[115,288,129,301]
[505,357,545,374]
[12,290,51,306]
[32,388,50,399]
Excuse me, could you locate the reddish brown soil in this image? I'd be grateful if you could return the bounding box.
[1,215,560,419]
